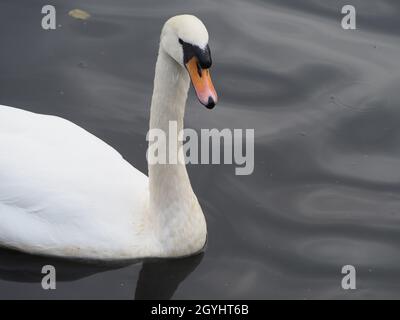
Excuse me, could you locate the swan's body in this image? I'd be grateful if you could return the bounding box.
[0,15,217,260]
[0,105,152,259]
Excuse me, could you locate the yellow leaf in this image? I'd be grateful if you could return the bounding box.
[68,9,91,20]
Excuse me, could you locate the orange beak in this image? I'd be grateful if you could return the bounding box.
[185,57,218,109]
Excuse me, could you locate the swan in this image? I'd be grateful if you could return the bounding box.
[0,15,218,260]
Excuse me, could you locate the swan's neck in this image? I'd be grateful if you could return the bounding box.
[147,49,206,257]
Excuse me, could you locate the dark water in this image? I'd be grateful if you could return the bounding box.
[1,0,400,299]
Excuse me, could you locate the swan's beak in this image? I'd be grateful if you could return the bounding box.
[185,57,218,109]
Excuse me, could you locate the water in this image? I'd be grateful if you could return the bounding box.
[1,0,400,299]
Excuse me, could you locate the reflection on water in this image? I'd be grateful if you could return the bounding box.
[1,0,400,299]
[0,247,202,299]
[135,254,204,300]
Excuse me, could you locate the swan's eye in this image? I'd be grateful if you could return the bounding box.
[178,38,183,45]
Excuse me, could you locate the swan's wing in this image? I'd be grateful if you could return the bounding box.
[0,105,149,258]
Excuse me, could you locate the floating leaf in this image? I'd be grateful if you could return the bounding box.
[68,9,91,20]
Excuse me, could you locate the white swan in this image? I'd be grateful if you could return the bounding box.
[0,15,218,260]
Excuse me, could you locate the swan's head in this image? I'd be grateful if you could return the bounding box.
[161,15,218,109]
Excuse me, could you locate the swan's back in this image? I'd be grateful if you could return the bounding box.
[0,105,151,259]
